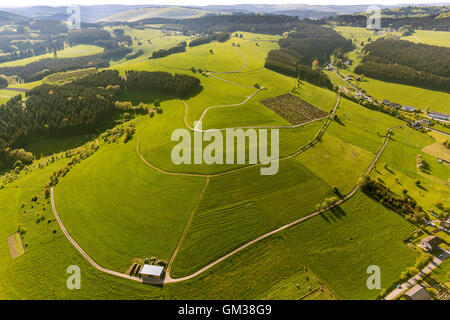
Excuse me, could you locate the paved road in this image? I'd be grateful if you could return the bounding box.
[385,249,450,300]
[423,126,450,137]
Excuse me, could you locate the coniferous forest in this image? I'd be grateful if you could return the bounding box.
[356,39,450,91]
[0,70,201,169]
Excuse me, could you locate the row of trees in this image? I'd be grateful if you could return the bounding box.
[354,61,450,91]
[189,32,230,47]
[359,175,422,216]
[152,42,186,59]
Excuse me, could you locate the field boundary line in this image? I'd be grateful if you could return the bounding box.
[51,125,402,285]
[166,124,403,282]
[50,187,160,284]
[136,95,339,178]
[166,177,210,279]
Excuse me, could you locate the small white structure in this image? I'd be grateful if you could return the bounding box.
[139,264,164,280]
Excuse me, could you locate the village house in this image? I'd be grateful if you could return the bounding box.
[401,105,416,112]
[421,119,431,125]
[429,111,450,121]
[441,219,450,232]
[420,235,441,252]
[403,284,433,300]
[382,99,390,105]
[344,60,352,66]
[411,121,423,129]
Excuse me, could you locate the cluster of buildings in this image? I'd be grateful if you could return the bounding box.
[382,99,417,113]
[411,119,431,129]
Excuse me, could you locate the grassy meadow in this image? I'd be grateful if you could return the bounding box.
[0,45,104,68]
[1,27,444,300]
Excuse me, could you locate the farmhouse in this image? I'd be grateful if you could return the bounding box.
[401,105,416,112]
[429,111,450,121]
[403,284,432,300]
[382,99,390,105]
[411,121,423,129]
[139,264,164,280]
[420,235,441,252]
[421,119,431,125]
[441,219,450,231]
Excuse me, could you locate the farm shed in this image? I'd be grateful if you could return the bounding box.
[403,284,432,300]
[139,264,164,280]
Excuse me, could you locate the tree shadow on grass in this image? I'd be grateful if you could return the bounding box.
[329,206,347,220]
[334,115,346,126]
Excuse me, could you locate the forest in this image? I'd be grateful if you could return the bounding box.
[278,26,353,65]
[361,39,449,77]
[0,70,201,169]
[355,39,450,91]
[265,50,333,89]
[263,22,351,88]
[121,14,313,35]
[329,14,450,31]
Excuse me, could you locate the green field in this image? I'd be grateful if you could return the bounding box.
[1,27,447,300]
[0,45,104,68]
[373,126,450,213]
[401,30,450,47]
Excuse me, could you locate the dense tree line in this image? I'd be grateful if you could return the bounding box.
[355,62,450,91]
[361,39,450,77]
[329,14,450,31]
[151,42,186,59]
[0,47,131,82]
[124,70,200,96]
[360,176,421,216]
[0,76,7,88]
[189,32,230,47]
[265,50,333,89]
[0,69,201,169]
[121,14,312,35]
[126,49,144,61]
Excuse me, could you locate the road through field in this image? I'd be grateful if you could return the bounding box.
[50,47,405,286]
[51,124,404,285]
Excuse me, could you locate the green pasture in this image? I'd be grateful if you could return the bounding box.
[0,45,104,68]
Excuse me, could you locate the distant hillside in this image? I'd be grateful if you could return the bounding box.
[0,5,151,23]
[99,6,208,22]
[0,10,28,24]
